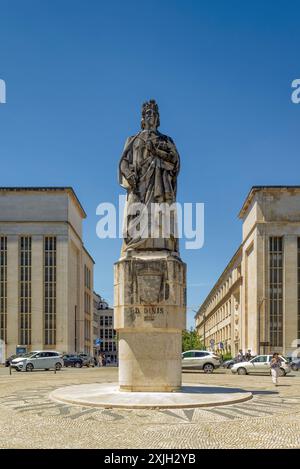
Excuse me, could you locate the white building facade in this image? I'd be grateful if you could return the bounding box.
[0,187,94,359]
[196,186,300,358]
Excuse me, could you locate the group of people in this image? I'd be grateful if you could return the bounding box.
[237,350,252,362]
[94,353,108,367]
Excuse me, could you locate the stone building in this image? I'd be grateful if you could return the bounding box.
[195,186,300,358]
[93,292,117,363]
[0,187,94,359]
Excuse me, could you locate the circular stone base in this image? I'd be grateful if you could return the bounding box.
[49,383,252,409]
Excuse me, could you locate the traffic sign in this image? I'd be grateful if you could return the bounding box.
[95,338,102,346]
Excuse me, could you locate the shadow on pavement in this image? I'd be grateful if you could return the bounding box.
[181,386,249,394]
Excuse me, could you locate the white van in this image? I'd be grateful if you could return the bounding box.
[11,351,63,372]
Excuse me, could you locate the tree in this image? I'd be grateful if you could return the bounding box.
[182,328,204,352]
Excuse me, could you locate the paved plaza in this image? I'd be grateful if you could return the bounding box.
[0,366,300,449]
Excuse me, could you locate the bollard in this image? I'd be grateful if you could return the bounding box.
[54,365,56,374]
[9,364,11,375]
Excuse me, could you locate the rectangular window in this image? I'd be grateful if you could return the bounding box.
[0,236,7,342]
[269,237,283,348]
[84,319,90,341]
[44,237,56,345]
[19,236,31,345]
[84,265,91,290]
[84,292,91,316]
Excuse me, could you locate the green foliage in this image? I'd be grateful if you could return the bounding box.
[220,353,232,361]
[182,328,204,352]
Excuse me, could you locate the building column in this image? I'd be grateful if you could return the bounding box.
[31,235,44,349]
[6,235,19,357]
[283,235,298,355]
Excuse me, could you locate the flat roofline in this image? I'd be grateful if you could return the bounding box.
[0,187,87,218]
[195,244,242,319]
[83,245,95,264]
[238,186,300,219]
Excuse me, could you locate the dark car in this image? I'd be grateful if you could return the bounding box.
[63,355,83,368]
[223,358,236,369]
[5,354,22,367]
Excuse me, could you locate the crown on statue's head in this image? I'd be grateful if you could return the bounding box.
[142,99,159,115]
[141,99,160,128]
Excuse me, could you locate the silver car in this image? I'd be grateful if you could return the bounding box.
[231,354,291,376]
[11,351,63,372]
[182,350,221,373]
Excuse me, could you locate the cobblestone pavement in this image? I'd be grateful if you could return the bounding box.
[0,366,300,448]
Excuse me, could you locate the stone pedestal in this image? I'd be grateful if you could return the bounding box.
[114,251,186,392]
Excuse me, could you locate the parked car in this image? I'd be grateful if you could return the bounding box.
[223,358,237,369]
[63,355,83,368]
[223,355,255,369]
[5,354,23,367]
[78,353,95,367]
[231,354,291,376]
[9,351,40,370]
[11,351,63,372]
[182,350,221,373]
[290,358,300,371]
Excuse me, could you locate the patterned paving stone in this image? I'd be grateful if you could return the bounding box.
[0,367,300,448]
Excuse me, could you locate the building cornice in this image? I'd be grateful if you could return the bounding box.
[0,186,87,219]
[238,186,300,219]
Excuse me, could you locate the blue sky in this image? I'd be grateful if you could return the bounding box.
[1,0,300,328]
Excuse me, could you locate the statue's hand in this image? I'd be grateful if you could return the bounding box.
[127,174,137,189]
[157,141,168,151]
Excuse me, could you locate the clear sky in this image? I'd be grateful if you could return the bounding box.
[1,0,300,328]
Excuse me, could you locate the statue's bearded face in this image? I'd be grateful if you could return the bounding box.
[143,108,158,129]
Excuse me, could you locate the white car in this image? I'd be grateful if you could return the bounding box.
[182,350,221,373]
[11,351,63,372]
[231,354,291,376]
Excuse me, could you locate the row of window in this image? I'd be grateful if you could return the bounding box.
[202,237,287,350]
[100,316,113,327]
[0,236,56,346]
[206,324,231,348]
[269,237,283,347]
[0,237,7,342]
[99,329,115,340]
[99,341,117,352]
[204,266,241,313]
[206,300,231,332]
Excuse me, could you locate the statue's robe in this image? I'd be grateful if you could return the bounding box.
[119,129,180,253]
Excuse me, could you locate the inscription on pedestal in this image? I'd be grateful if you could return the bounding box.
[126,306,165,322]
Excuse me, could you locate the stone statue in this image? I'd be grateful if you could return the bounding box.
[119,99,180,254]
[115,100,186,392]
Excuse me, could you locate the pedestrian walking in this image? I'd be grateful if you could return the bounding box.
[102,353,107,367]
[270,353,282,386]
[98,353,103,367]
